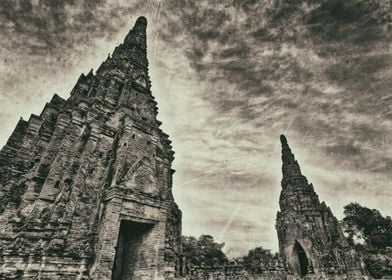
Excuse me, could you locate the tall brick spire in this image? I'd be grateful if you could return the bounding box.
[276,135,364,278]
[0,16,182,279]
[280,134,303,178]
[124,16,147,51]
[279,135,309,194]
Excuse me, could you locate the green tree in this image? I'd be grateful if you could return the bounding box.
[182,234,228,267]
[243,246,276,274]
[343,203,392,279]
[343,202,392,249]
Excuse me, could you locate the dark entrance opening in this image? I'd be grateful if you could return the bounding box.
[294,241,309,277]
[112,220,154,280]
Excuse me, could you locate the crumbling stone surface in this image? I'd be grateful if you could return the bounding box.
[178,253,368,280]
[275,135,365,279]
[0,16,182,280]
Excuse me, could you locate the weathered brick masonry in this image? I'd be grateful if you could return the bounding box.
[0,17,182,280]
[276,135,365,279]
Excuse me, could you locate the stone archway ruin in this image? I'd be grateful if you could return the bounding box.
[293,241,309,277]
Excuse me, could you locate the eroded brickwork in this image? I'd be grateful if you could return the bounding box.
[276,135,365,279]
[0,16,182,280]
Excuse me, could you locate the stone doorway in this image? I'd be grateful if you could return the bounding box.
[112,220,154,280]
[293,241,309,277]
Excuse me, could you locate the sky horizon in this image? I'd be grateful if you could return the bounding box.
[0,0,391,257]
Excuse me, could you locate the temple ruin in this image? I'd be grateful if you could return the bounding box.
[276,135,365,278]
[0,17,182,279]
[0,15,368,280]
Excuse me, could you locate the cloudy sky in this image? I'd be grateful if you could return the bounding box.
[0,0,391,256]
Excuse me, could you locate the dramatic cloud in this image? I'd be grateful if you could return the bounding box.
[0,0,391,256]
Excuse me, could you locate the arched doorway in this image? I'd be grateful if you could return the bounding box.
[112,220,154,280]
[293,241,309,277]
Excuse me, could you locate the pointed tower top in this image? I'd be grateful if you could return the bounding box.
[124,16,147,51]
[281,134,295,163]
[96,16,149,78]
[280,134,287,145]
[135,16,147,26]
[280,135,303,178]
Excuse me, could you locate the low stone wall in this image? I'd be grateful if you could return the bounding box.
[181,274,371,280]
[178,267,371,280]
[179,266,294,280]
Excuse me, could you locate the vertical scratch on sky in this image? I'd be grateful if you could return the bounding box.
[218,203,243,242]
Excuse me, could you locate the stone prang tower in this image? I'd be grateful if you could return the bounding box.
[276,135,364,278]
[0,17,182,279]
